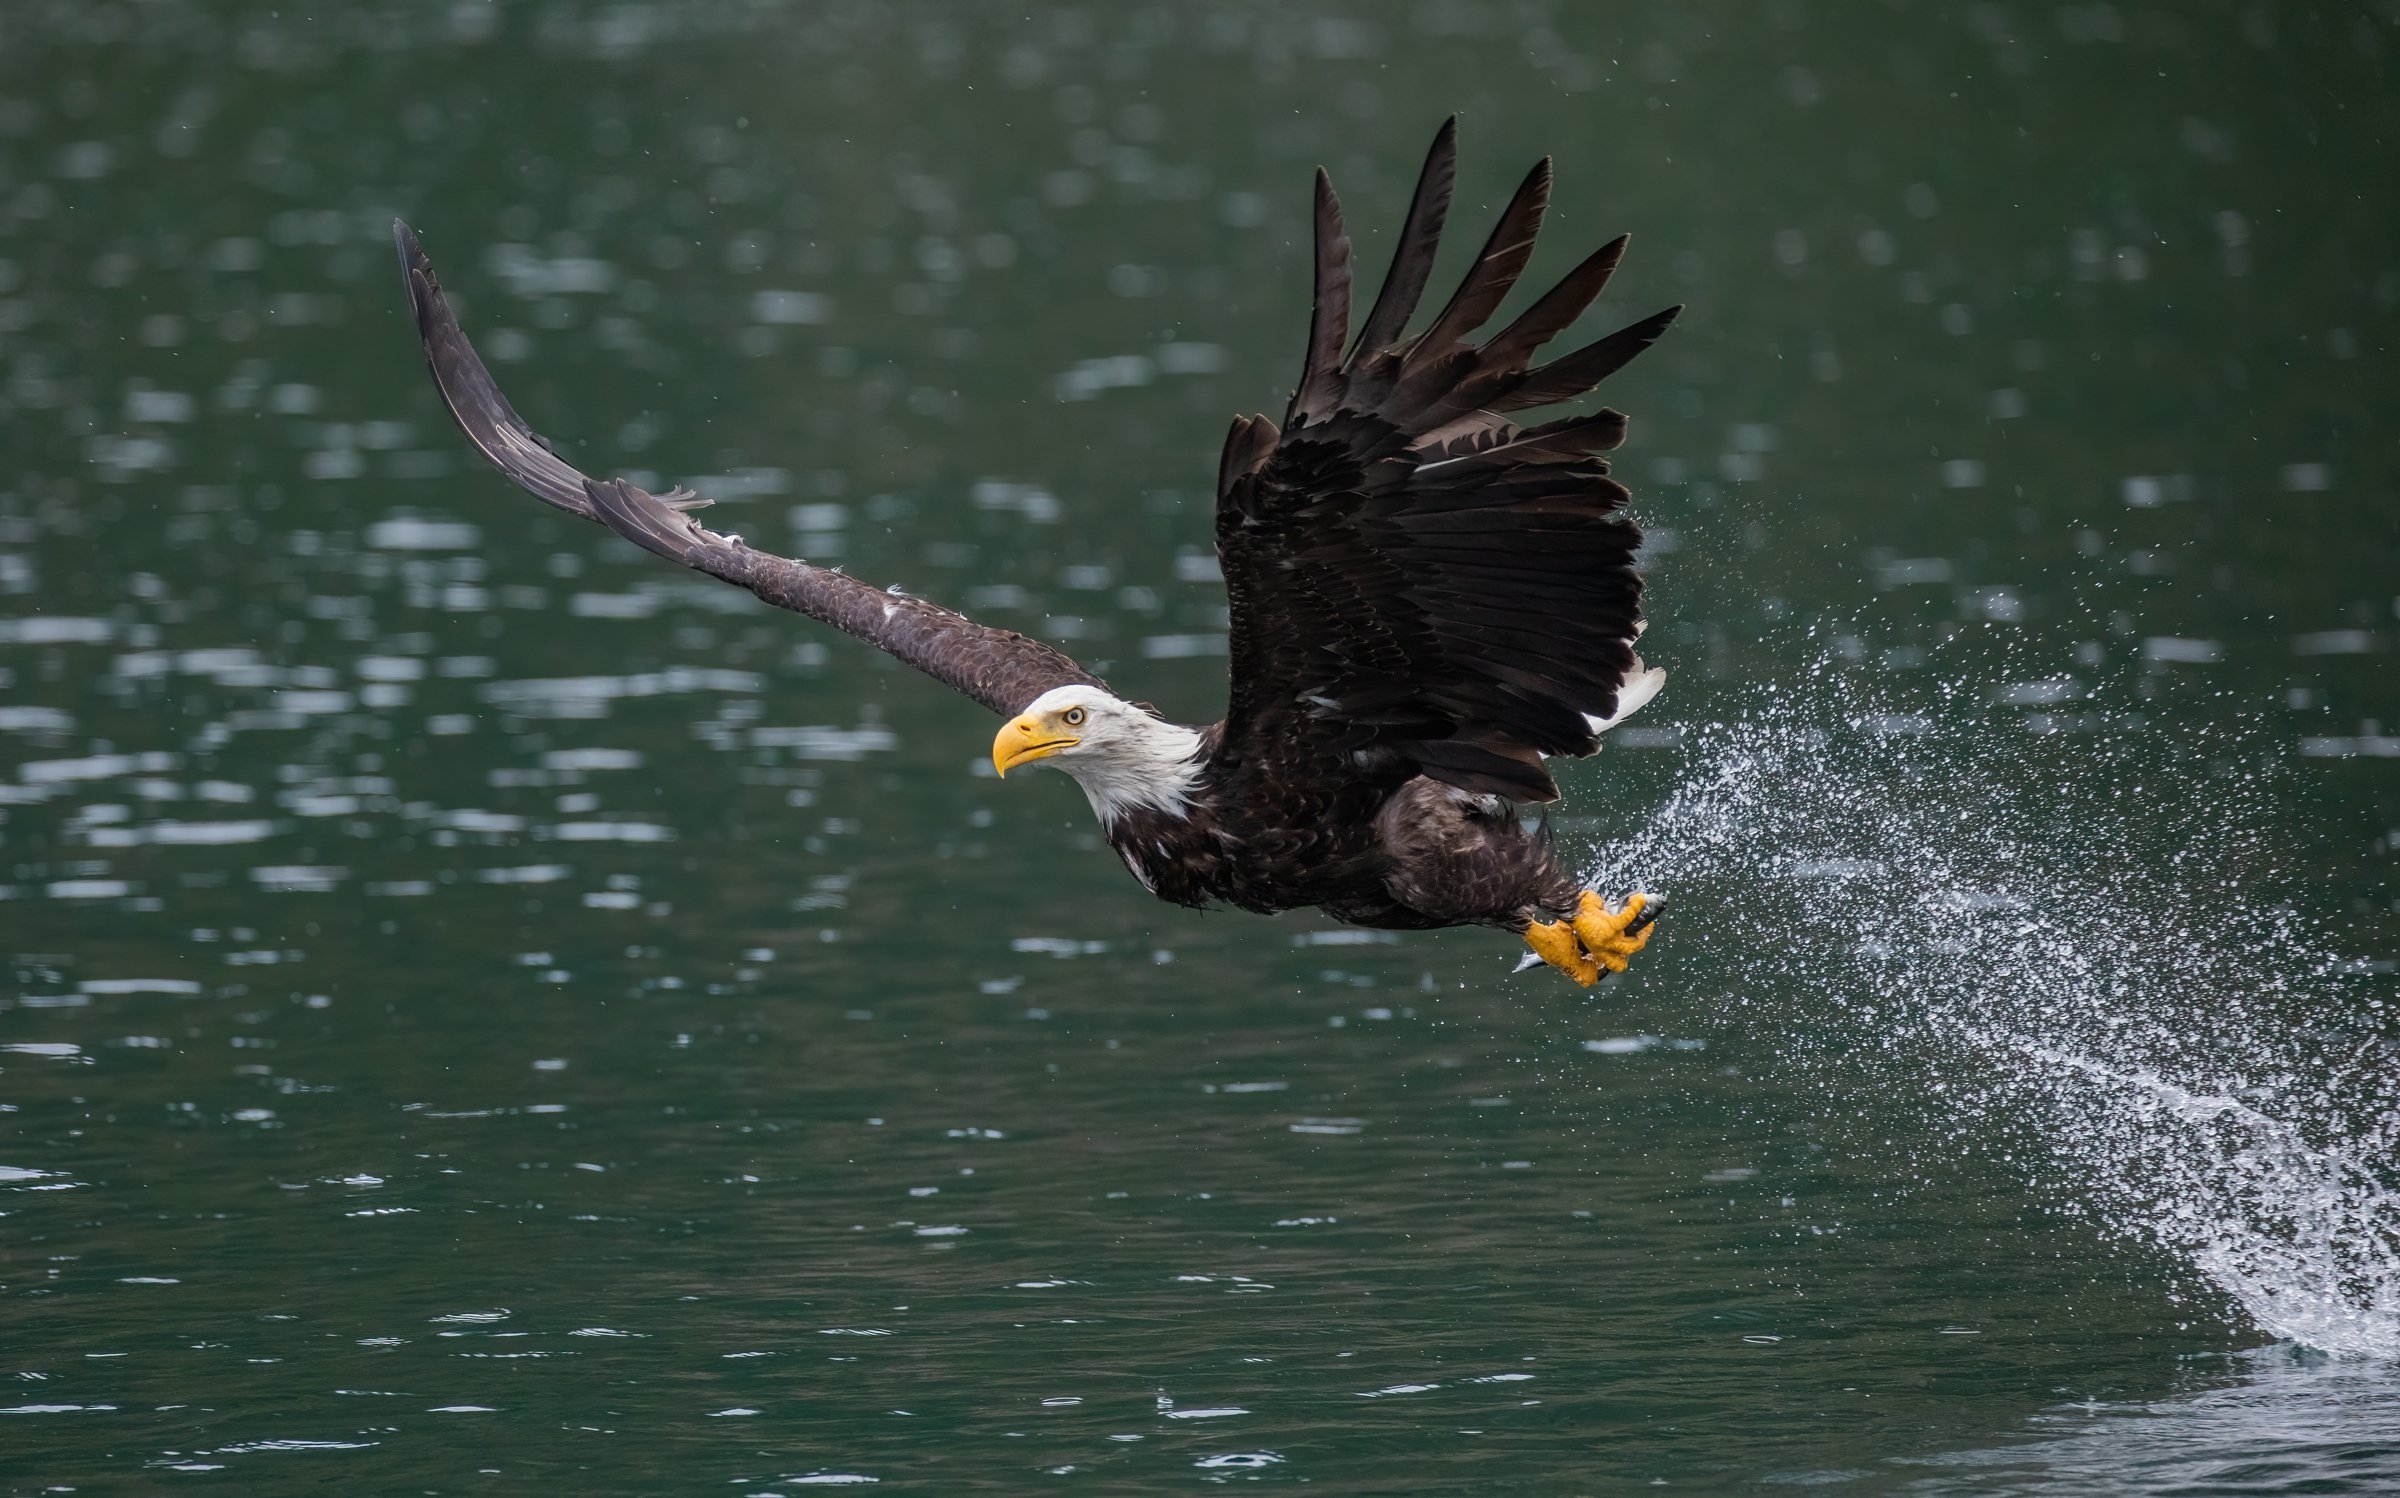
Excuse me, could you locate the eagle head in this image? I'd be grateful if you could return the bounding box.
[992,685,1203,823]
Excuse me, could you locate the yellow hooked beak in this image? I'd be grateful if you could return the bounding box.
[993,714,1079,777]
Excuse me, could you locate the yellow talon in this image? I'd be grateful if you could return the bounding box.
[1573,890,1654,975]
[1525,890,1658,986]
[1524,917,1601,987]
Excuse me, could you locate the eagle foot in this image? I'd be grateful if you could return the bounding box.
[1524,890,1657,987]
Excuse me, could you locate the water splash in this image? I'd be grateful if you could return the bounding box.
[1585,667,2400,1357]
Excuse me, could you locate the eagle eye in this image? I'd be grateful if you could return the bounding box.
[1062,706,1087,727]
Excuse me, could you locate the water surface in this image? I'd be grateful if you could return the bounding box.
[3,3,2397,1491]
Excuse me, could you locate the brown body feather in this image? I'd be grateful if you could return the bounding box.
[396,119,1675,938]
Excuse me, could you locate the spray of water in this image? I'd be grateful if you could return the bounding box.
[1583,664,2400,1358]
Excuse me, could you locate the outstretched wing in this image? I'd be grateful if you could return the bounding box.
[394,220,1107,718]
[1213,120,1677,803]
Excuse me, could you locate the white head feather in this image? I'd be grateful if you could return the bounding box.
[1008,685,1203,826]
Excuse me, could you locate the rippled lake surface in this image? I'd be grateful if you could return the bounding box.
[4,3,2397,1491]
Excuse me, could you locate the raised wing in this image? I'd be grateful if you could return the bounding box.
[395,221,1106,718]
[1213,121,1677,803]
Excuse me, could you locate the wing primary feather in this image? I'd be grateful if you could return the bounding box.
[1401,156,1553,372]
[393,219,598,519]
[1288,169,1354,425]
[1477,233,1630,374]
[1492,304,1683,413]
[1346,115,1458,367]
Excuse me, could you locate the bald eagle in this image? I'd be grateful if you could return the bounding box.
[395,120,1677,986]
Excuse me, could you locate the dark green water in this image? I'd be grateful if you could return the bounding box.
[4,3,2398,1491]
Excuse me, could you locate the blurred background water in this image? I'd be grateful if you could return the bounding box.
[2,1,2397,1491]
